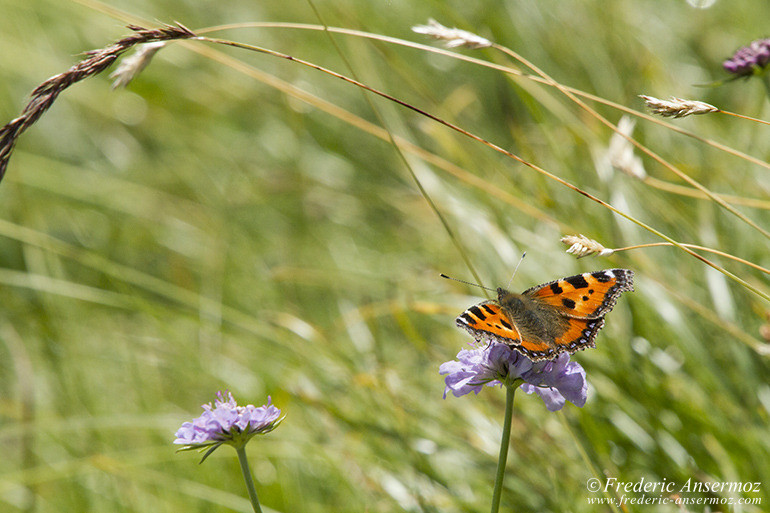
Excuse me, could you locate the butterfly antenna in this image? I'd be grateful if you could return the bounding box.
[506,252,526,289]
[439,273,496,293]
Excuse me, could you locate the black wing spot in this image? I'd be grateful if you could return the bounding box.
[500,319,513,329]
[459,313,476,326]
[550,282,564,295]
[566,275,590,289]
[592,271,613,283]
[469,306,486,320]
[561,298,576,309]
[582,295,589,301]
[482,304,496,315]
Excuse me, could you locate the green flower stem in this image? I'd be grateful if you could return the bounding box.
[490,380,518,513]
[235,446,263,513]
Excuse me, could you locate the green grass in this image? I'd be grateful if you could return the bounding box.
[1,0,769,512]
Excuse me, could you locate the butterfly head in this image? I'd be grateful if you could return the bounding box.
[496,287,523,307]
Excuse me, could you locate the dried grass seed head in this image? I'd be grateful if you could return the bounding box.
[639,95,718,118]
[412,19,492,49]
[110,41,168,89]
[561,234,614,258]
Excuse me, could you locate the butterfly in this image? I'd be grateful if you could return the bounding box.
[455,269,634,361]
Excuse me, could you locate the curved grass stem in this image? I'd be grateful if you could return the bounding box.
[194,35,770,303]
[490,44,770,243]
[613,243,770,275]
[301,0,484,289]
[197,22,770,171]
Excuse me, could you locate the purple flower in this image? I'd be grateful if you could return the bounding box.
[439,343,587,411]
[174,391,283,456]
[723,38,770,77]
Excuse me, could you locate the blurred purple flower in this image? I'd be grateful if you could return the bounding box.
[174,391,283,455]
[439,343,587,411]
[723,38,770,77]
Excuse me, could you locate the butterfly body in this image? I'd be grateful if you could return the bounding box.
[456,269,634,361]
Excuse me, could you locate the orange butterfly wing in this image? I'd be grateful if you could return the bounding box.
[456,301,606,361]
[456,302,523,345]
[524,269,634,319]
[545,316,605,358]
[455,269,633,361]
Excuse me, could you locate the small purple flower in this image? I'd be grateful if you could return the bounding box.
[174,391,283,457]
[439,343,587,411]
[723,38,770,77]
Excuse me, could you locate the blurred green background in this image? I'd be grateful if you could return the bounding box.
[1,0,769,511]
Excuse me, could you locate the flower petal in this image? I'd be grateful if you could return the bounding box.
[441,343,587,410]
